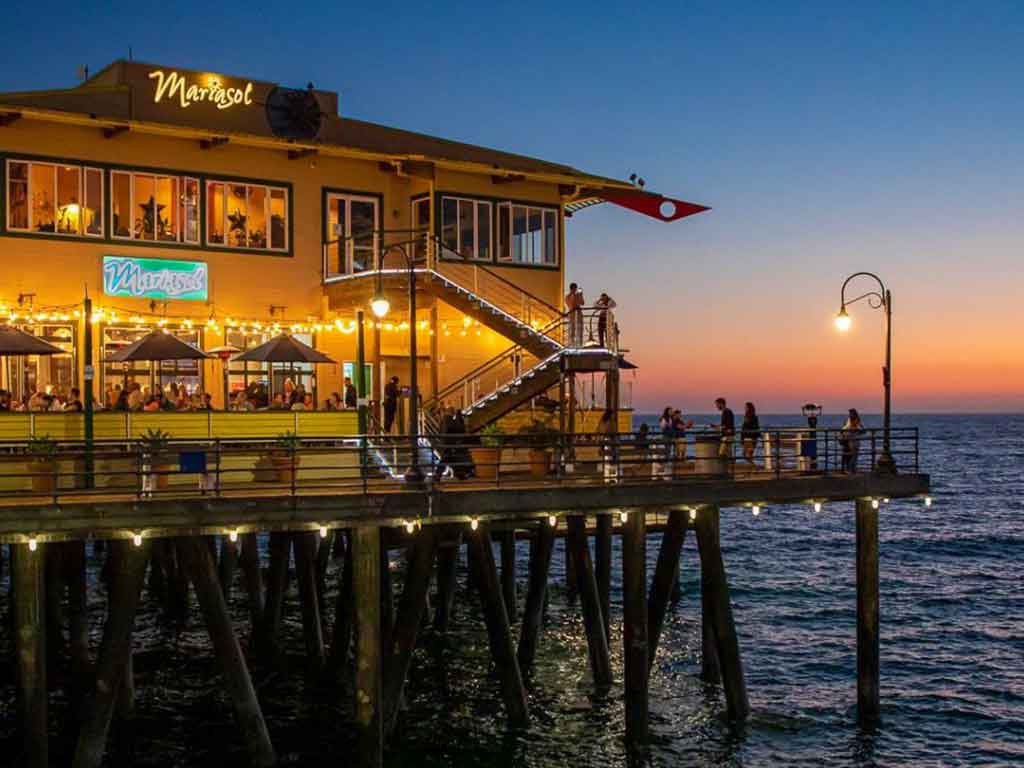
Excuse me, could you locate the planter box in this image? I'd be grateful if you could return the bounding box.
[470,446,501,480]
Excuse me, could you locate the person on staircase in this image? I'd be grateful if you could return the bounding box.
[565,282,585,347]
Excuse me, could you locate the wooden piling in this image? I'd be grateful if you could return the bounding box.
[316,530,333,607]
[218,536,237,600]
[499,530,518,622]
[565,537,578,605]
[699,555,721,684]
[647,509,688,667]
[178,536,276,768]
[353,526,383,768]
[621,510,649,745]
[64,540,91,720]
[327,532,354,683]
[380,536,394,667]
[44,544,65,675]
[567,515,613,688]
[73,540,149,768]
[467,524,530,725]
[13,541,47,768]
[856,498,880,724]
[595,513,612,642]
[239,533,265,655]
[433,534,460,632]
[384,528,440,734]
[517,521,555,673]
[694,505,749,721]
[263,532,291,657]
[294,531,326,673]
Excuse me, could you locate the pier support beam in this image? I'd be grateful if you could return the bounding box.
[294,531,326,674]
[384,528,440,735]
[567,515,612,688]
[73,540,149,768]
[499,530,518,622]
[856,498,880,724]
[433,534,460,632]
[179,536,275,768]
[65,541,91,719]
[327,532,354,683]
[467,524,529,726]
[517,521,555,673]
[239,533,264,655]
[353,526,383,768]
[621,509,648,745]
[263,532,291,658]
[648,509,688,667]
[13,542,47,768]
[595,513,612,642]
[694,505,749,722]
[218,536,237,600]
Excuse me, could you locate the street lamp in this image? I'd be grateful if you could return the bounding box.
[835,272,896,473]
[372,242,424,484]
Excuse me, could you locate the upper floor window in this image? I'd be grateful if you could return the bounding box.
[207,181,288,251]
[111,171,199,244]
[441,196,491,261]
[6,160,103,237]
[497,203,558,266]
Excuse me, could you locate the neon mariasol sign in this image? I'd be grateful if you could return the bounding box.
[103,256,208,301]
[149,69,254,111]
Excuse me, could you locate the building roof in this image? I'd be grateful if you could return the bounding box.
[0,60,632,191]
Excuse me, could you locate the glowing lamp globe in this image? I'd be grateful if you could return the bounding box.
[371,293,390,318]
[834,306,851,332]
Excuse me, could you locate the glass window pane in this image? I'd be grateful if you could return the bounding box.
[56,165,81,235]
[112,172,131,237]
[543,210,557,265]
[247,186,267,248]
[134,175,156,240]
[497,204,510,260]
[441,197,458,255]
[8,162,28,230]
[477,202,491,261]
[156,176,177,242]
[84,169,102,236]
[350,199,375,271]
[528,208,542,265]
[183,178,199,243]
[270,189,286,250]
[207,182,224,244]
[512,206,527,263]
[226,184,247,248]
[31,164,56,232]
[458,200,474,259]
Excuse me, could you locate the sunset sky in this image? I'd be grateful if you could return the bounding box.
[3,2,1021,413]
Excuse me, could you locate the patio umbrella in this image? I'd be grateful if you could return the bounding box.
[107,330,209,363]
[0,325,65,356]
[233,333,334,406]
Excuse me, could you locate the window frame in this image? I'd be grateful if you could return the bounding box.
[110,170,200,245]
[205,179,289,253]
[496,201,560,267]
[6,158,104,238]
[439,195,492,262]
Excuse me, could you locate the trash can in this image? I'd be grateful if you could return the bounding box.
[694,433,728,476]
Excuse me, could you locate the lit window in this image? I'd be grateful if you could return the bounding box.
[206,180,288,252]
[439,196,491,261]
[497,202,558,266]
[6,159,103,237]
[111,170,199,244]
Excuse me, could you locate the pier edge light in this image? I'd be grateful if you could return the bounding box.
[228,529,239,543]
[924,495,933,507]
[470,518,479,531]
[319,525,328,539]
[404,520,416,534]
[28,537,38,552]
[883,498,890,504]
[834,305,851,332]
[619,510,629,523]
[689,507,697,521]
[132,533,143,547]
[752,504,761,517]
[813,501,823,513]
[548,514,557,528]
[871,498,880,510]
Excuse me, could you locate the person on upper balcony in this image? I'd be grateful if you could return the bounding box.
[565,283,585,347]
[384,375,400,433]
[594,292,617,349]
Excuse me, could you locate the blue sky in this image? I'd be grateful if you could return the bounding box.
[3,1,1022,411]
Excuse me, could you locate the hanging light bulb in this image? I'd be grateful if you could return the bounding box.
[688,507,697,521]
[229,529,239,543]
[470,518,479,531]
[404,520,416,534]
[548,514,557,527]
[28,537,38,552]
[619,510,629,523]
[319,525,328,539]
[132,533,143,547]
[871,499,879,510]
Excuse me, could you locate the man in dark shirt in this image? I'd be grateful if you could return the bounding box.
[715,397,735,460]
[64,387,83,412]
[344,376,358,409]
[383,376,400,433]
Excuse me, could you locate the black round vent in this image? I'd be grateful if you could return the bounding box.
[265,86,323,140]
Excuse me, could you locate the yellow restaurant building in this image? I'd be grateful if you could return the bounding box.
[0,60,705,439]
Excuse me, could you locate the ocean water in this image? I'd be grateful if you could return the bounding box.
[1,413,1021,766]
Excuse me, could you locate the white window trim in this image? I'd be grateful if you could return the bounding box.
[440,195,492,262]
[326,192,379,273]
[497,201,559,267]
[6,159,104,238]
[111,170,199,245]
[206,180,289,252]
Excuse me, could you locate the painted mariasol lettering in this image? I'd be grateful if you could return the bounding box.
[104,258,207,299]
[149,69,254,111]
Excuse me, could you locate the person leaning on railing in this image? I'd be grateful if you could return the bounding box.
[715,397,736,463]
[565,282,585,347]
[594,292,617,349]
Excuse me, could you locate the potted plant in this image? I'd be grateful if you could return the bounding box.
[26,435,59,493]
[519,420,560,478]
[270,430,302,484]
[470,424,504,480]
[140,428,174,490]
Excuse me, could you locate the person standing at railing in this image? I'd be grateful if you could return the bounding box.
[841,408,864,473]
[384,375,400,434]
[715,397,736,465]
[344,377,358,409]
[658,407,675,478]
[565,282,585,347]
[800,413,819,471]
[741,402,761,466]
[594,292,617,349]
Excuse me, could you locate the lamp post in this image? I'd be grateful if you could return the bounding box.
[835,272,895,473]
[371,242,424,484]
